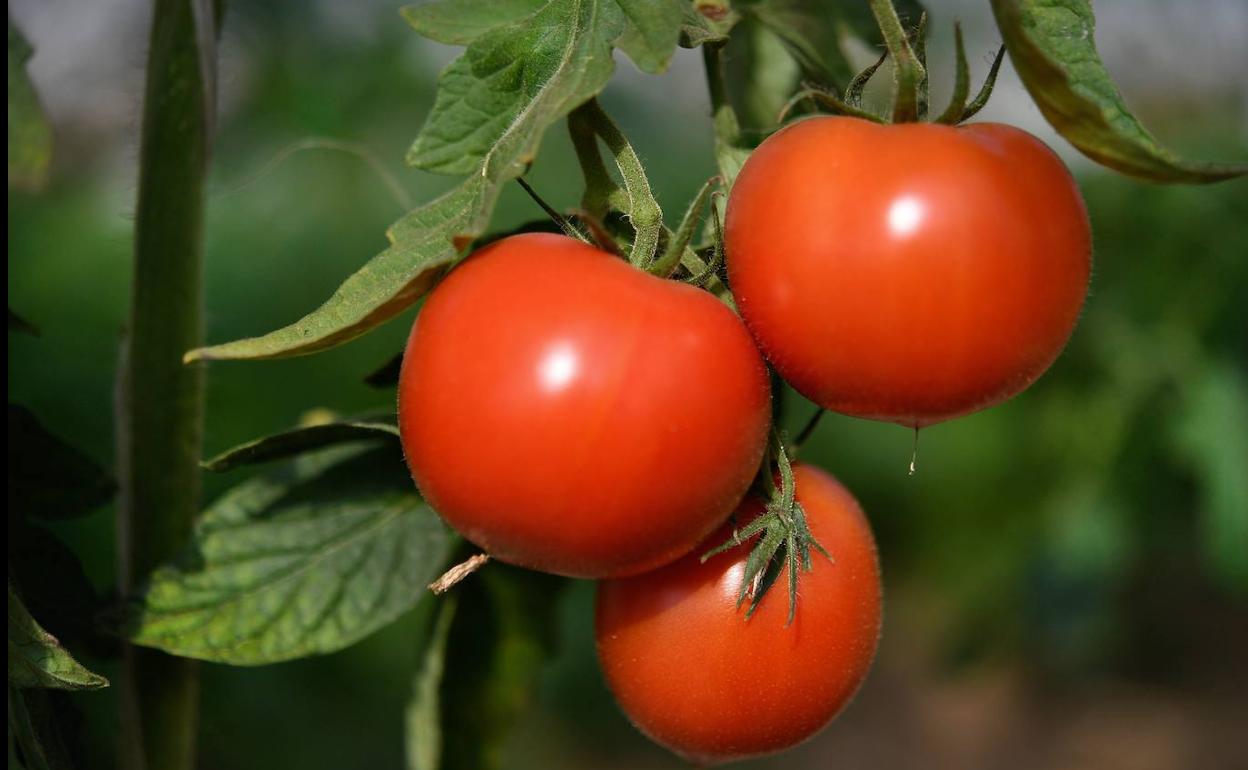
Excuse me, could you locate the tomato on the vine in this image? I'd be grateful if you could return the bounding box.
[725,116,1091,427]
[596,464,882,764]
[398,233,771,579]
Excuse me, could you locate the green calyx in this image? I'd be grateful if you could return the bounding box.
[777,3,1006,129]
[702,428,830,625]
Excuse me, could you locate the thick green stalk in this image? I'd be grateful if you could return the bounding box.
[701,43,747,186]
[117,0,218,768]
[868,0,926,122]
[570,99,663,268]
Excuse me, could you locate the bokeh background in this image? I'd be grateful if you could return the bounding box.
[8,1,1248,768]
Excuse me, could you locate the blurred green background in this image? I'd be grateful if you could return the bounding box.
[8,1,1247,768]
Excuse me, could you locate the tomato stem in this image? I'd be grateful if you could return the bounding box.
[515,177,590,243]
[567,99,663,268]
[701,42,748,188]
[792,407,826,453]
[681,192,726,287]
[868,0,926,122]
[649,176,718,278]
[567,108,617,221]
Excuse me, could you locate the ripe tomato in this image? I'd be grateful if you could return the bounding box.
[725,116,1091,427]
[596,464,882,763]
[398,233,771,579]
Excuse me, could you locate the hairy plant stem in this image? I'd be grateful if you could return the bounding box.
[701,42,745,186]
[567,99,662,267]
[868,0,926,122]
[117,0,219,767]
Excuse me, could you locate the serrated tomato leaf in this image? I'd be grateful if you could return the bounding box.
[187,177,490,362]
[405,566,564,770]
[404,0,689,74]
[127,445,456,665]
[8,405,115,521]
[678,2,733,48]
[405,0,622,176]
[613,0,684,74]
[202,419,399,472]
[8,20,52,191]
[991,0,1246,183]
[8,584,108,691]
[401,0,547,45]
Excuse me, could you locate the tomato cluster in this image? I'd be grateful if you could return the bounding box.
[397,116,1090,762]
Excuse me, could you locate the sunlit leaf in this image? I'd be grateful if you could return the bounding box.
[128,445,456,665]
[990,0,1246,183]
[406,0,623,175]
[187,177,487,362]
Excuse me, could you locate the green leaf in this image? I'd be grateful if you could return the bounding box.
[187,176,489,362]
[406,0,625,176]
[613,0,684,73]
[8,405,115,521]
[990,0,1247,183]
[401,0,547,45]
[678,2,733,48]
[128,445,456,665]
[725,18,799,135]
[737,0,924,91]
[406,566,563,770]
[8,21,52,191]
[8,585,107,691]
[406,0,687,74]
[1171,363,1248,594]
[202,420,399,472]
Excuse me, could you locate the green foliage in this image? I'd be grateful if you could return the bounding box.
[405,0,683,176]
[201,418,399,472]
[8,584,107,691]
[990,0,1247,183]
[8,405,115,520]
[128,444,456,664]
[406,566,564,770]
[1171,363,1248,594]
[187,177,484,361]
[7,20,52,191]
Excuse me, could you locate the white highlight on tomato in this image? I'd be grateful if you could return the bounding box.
[538,343,579,391]
[887,195,925,237]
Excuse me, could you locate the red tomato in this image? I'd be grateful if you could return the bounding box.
[725,116,1091,427]
[398,233,771,578]
[596,464,882,763]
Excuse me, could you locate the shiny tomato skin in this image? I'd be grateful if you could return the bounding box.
[725,116,1091,427]
[596,464,882,764]
[398,233,771,579]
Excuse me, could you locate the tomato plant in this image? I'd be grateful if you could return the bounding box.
[597,464,882,763]
[398,232,770,578]
[726,116,1091,427]
[7,0,1245,769]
